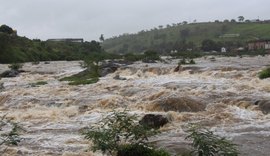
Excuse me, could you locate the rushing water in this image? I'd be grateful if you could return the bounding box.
[0,56,270,156]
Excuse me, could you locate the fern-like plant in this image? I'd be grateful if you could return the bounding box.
[82,110,161,155]
[185,125,238,156]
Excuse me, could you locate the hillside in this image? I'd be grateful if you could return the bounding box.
[102,22,270,54]
[0,25,103,63]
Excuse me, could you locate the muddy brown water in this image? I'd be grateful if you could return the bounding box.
[0,56,270,156]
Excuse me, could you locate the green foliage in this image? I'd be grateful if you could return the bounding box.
[82,110,159,155]
[142,50,161,63]
[60,69,99,85]
[0,25,14,34]
[201,39,220,52]
[0,27,104,63]
[185,125,239,156]
[8,63,23,71]
[117,144,170,156]
[123,53,142,62]
[178,58,196,65]
[0,115,22,146]
[29,81,47,87]
[189,59,196,64]
[103,22,270,54]
[258,67,270,79]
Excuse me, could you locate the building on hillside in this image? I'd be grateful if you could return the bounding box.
[47,38,84,43]
[248,39,270,51]
[221,47,226,53]
[219,34,240,38]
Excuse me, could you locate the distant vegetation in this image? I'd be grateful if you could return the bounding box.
[258,67,270,79]
[0,24,104,64]
[102,21,270,54]
[1,21,269,64]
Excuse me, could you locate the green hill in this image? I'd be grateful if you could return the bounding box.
[102,22,270,54]
[0,25,103,63]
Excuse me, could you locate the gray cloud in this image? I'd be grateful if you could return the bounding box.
[0,0,269,41]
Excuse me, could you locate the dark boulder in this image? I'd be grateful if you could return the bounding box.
[174,65,182,72]
[113,75,127,80]
[139,114,169,129]
[147,96,205,112]
[0,70,20,78]
[255,100,270,114]
[99,62,119,77]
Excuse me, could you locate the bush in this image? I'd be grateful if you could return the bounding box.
[189,59,196,64]
[258,67,270,79]
[0,25,14,34]
[142,50,161,63]
[185,125,238,156]
[29,81,47,87]
[8,63,23,71]
[82,110,164,155]
[0,115,22,146]
[123,53,142,62]
[178,58,196,65]
[118,144,170,156]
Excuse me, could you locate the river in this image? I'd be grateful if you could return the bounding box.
[0,55,270,156]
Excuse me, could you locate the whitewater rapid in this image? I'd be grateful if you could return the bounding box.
[0,56,270,156]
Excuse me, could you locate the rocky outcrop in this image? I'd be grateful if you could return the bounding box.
[139,114,169,129]
[255,100,270,114]
[0,69,20,78]
[113,75,127,80]
[146,96,205,112]
[99,62,119,77]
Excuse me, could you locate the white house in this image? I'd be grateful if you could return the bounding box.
[221,47,227,53]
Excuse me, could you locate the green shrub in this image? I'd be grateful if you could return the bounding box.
[179,58,187,65]
[189,59,196,64]
[258,67,270,79]
[185,125,238,156]
[0,115,22,146]
[118,144,170,156]
[123,53,142,62]
[82,110,161,155]
[60,69,99,85]
[29,81,47,87]
[142,50,161,63]
[179,58,196,65]
[8,63,23,71]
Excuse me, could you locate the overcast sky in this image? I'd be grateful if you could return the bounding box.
[0,0,269,41]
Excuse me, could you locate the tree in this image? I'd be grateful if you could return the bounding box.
[99,34,105,42]
[231,19,236,23]
[182,21,188,25]
[186,125,239,156]
[82,110,161,155]
[0,25,14,34]
[201,39,218,51]
[158,25,163,29]
[180,28,190,40]
[238,16,245,22]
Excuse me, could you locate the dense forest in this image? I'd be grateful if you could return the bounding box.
[102,21,270,54]
[0,25,103,63]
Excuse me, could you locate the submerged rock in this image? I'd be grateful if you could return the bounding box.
[255,100,270,114]
[113,75,127,80]
[99,62,119,77]
[139,114,169,129]
[147,96,205,112]
[0,69,20,77]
